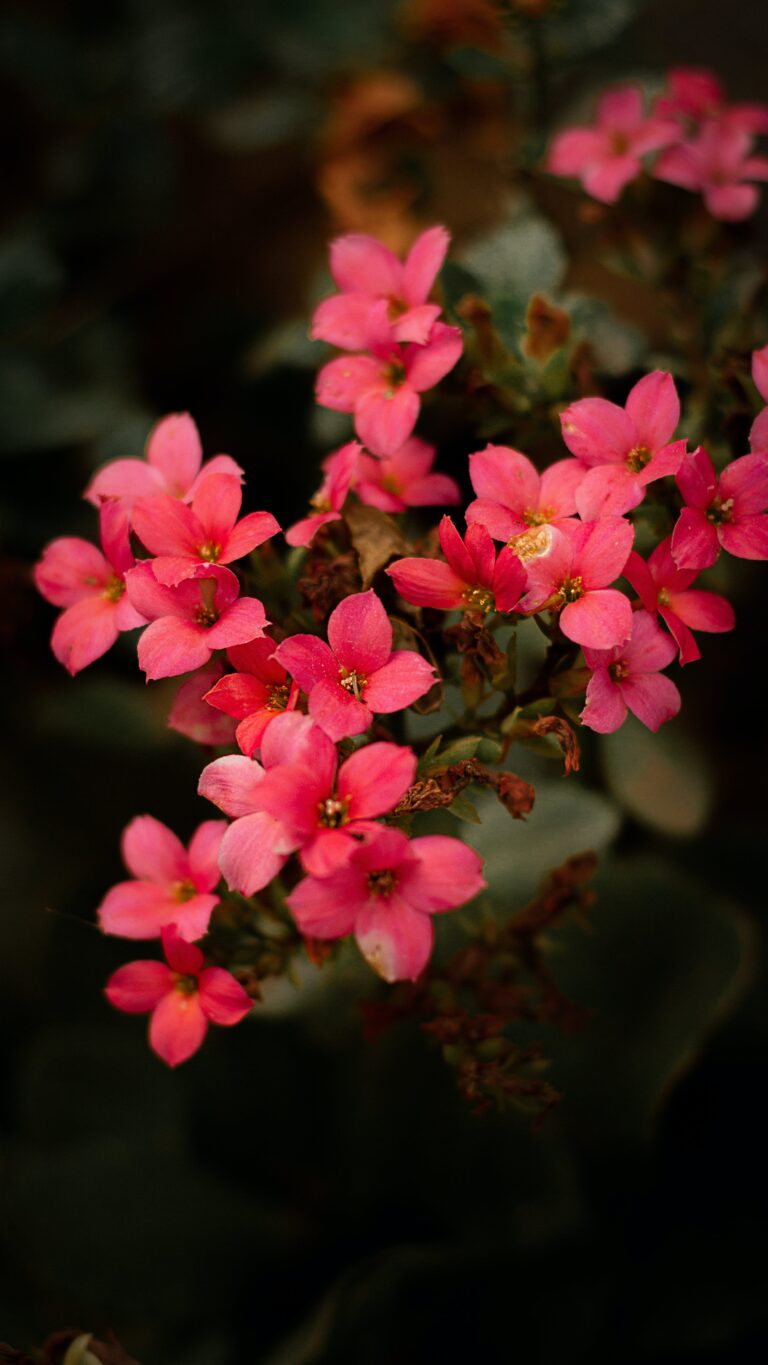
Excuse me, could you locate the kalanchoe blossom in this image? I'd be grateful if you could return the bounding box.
[167,661,237,746]
[654,122,768,221]
[125,562,268,680]
[274,589,435,742]
[465,444,582,543]
[581,609,681,735]
[34,500,146,675]
[105,925,251,1067]
[672,446,768,569]
[98,815,227,942]
[315,301,463,457]
[386,516,526,615]
[287,827,486,983]
[520,518,634,650]
[311,226,449,350]
[353,437,460,512]
[285,441,362,548]
[546,85,678,204]
[560,371,687,519]
[624,536,735,665]
[654,68,768,134]
[203,637,300,757]
[131,473,279,586]
[749,344,768,454]
[85,413,242,511]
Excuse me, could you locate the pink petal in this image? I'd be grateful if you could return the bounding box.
[218,812,291,896]
[315,355,381,412]
[750,408,768,453]
[719,452,768,516]
[519,526,574,610]
[671,508,719,570]
[161,924,204,974]
[391,303,442,345]
[401,836,486,913]
[582,154,641,204]
[572,517,635,587]
[669,589,734,633]
[132,494,200,558]
[328,589,392,673]
[364,650,435,712]
[260,711,323,770]
[338,740,416,819]
[99,499,135,576]
[285,510,341,547]
[404,323,463,392]
[98,883,215,941]
[636,439,688,485]
[188,472,242,543]
[85,458,162,508]
[122,814,188,882]
[330,234,403,296]
[198,967,252,1025]
[622,551,658,613]
[50,597,120,675]
[659,607,701,666]
[492,547,527,611]
[402,225,450,303]
[149,991,208,1067]
[146,413,202,494]
[204,672,269,721]
[234,710,277,756]
[547,127,605,175]
[653,144,703,192]
[311,293,375,351]
[704,184,759,222]
[206,597,268,650]
[187,454,244,498]
[580,668,628,734]
[124,562,191,621]
[274,634,338,692]
[752,345,768,403]
[624,609,678,672]
[718,513,768,559]
[561,589,633,649]
[676,446,717,509]
[465,498,526,543]
[222,510,280,563]
[538,458,584,516]
[402,472,461,507]
[355,895,434,982]
[355,384,420,458]
[621,672,681,732]
[34,537,109,607]
[167,662,237,746]
[560,397,635,465]
[438,515,475,582]
[188,820,227,890]
[308,678,371,741]
[624,371,680,451]
[105,961,173,1013]
[597,86,644,130]
[465,523,496,588]
[628,117,680,156]
[575,465,643,520]
[286,867,362,938]
[300,827,362,878]
[137,617,211,680]
[468,444,538,511]
[386,557,467,609]
[198,754,265,818]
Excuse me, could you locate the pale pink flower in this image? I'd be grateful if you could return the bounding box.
[167,661,237,746]
[286,827,485,982]
[672,446,768,569]
[105,925,251,1067]
[547,86,678,204]
[749,344,768,453]
[98,815,227,942]
[581,610,681,735]
[34,500,146,675]
[125,562,268,680]
[273,589,435,741]
[623,536,735,665]
[353,437,460,513]
[654,122,768,221]
[311,226,449,350]
[285,441,362,548]
[559,371,687,518]
[654,69,768,135]
[386,516,526,613]
[131,472,279,585]
[85,413,242,510]
[203,637,299,756]
[520,518,634,650]
[465,444,582,541]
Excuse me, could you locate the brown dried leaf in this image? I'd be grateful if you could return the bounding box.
[345,502,409,587]
[530,715,580,774]
[523,294,571,363]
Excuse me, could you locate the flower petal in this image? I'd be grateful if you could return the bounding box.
[188,820,228,890]
[137,617,211,680]
[561,589,633,649]
[105,961,173,1013]
[274,634,338,692]
[338,740,416,819]
[34,537,109,607]
[198,967,252,1025]
[402,225,450,304]
[671,508,719,570]
[355,384,420,457]
[718,513,768,560]
[401,836,486,913]
[560,397,635,464]
[308,677,371,741]
[218,812,291,896]
[571,517,635,587]
[330,234,403,296]
[364,651,436,713]
[621,671,681,732]
[286,867,362,938]
[198,754,266,818]
[122,814,188,882]
[316,355,381,412]
[624,371,680,451]
[580,668,628,734]
[404,323,463,392]
[50,597,120,675]
[386,557,467,609]
[149,991,208,1067]
[328,590,392,673]
[355,895,434,982]
[146,413,202,493]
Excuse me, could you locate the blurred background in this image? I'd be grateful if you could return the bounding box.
[2,1,768,1360]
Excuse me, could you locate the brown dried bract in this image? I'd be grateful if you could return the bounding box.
[529,714,581,774]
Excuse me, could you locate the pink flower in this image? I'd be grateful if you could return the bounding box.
[581,610,681,735]
[85,413,242,510]
[125,562,268,680]
[750,344,768,454]
[520,518,634,649]
[105,925,251,1067]
[311,226,449,350]
[34,500,146,674]
[286,827,485,982]
[465,444,582,542]
[623,536,735,665]
[273,590,435,742]
[315,303,463,457]
[386,516,526,613]
[559,371,687,519]
[203,637,299,756]
[131,473,279,585]
[167,661,237,746]
[98,815,227,942]
[654,69,768,135]
[547,86,678,204]
[285,441,362,548]
[671,446,768,569]
[353,437,460,512]
[654,122,768,221]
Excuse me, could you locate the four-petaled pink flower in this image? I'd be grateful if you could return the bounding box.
[285,441,362,548]
[98,815,227,942]
[560,371,687,519]
[203,637,299,756]
[353,437,460,513]
[273,589,435,742]
[750,343,768,454]
[311,226,449,350]
[105,925,251,1067]
[131,472,279,585]
[671,446,768,569]
[520,518,634,650]
[581,609,681,735]
[465,444,582,543]
[286,827,485,983]
[125,562,268,680]
[34,500,146,675]
[654,122,768,221]
[85,413,242,510]
[547,86,678,204]
[386,516,526,614]
[624,536,735,665]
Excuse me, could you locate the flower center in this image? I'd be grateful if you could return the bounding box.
[172,879,197,903]
[523,507,553,526]
[366,868,397,897]
[102,573,125,603]
[387,296,407,320]
[657,587,670,606]
[173,974,198,996]
[462,586,494,614]
[626,445,652,473]
[381,359,406,399]
[195,605,220,627]
[706,496,734,525]
[609,659,629,682]
[317,795,350,828]
[509,524,553,561]
[338,667,367,700]
[198,541,221,563]
[266,683,290,712]
[611,130,630,155]
[310,494,332,512]
[558,575,585,605]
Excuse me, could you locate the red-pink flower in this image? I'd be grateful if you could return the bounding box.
[750,344,768,454]
[386,516,526,614]
[623,536,735,665]
[520,518,634,649]
[547,86,678,204]
[85,413,242,510]
[353,437,460,512]
[98,815,227,942]
[167,661,237,746]
[654,122,768,221]
[581,610,681,735]
[315,303,463,457]
[286,827,485,982]
[311,226,449,350]
[465,444,582,542]
[559,371,687,518]
[654,69,768,135]
[203,638,299,756]
[273,589,435,742]
[105,925,251,1067]
[125,562,268,680]
[285,441,362,548]
[131,472,279,585]
[671,446,768,569]
[34,500,146,675]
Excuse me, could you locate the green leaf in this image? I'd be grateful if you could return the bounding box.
[447,791,482,824]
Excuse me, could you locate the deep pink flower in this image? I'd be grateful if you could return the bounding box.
[750,344,768,453]
[654,122,768,221]
[465,444,582,542]
[386,516,526,614]
[285,441,362,548]
[125,562,268,680]
[559,371,687,518]
[520,518,634,649]
[167,661,237,746]
[286,827,485,982]
[85,413,242,510]
[34,500,146,675]
[654,69,768,136]
[203,637,299,756]
[315,302,463,457]
[131,472,279,585]
[581,610,681,735]
[623,536,735,665]
[671,446,768,569]
[98,815,227,942]
[353,437,460,512]
[547,86,678,204]
[311,226,449,350]
[105,925,251,1067]
[273,589,435,742]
